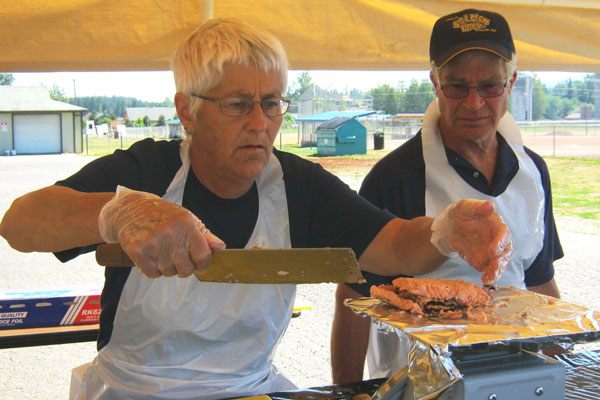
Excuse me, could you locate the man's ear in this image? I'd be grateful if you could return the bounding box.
[175,92,193,132]
[507,70,518,94]
[430,71,440,97]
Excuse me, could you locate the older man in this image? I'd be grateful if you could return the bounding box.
[1,18,509,399]
[331,9,563,384]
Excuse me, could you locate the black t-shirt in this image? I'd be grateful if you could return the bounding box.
[349,131,563,297]
[54,138,393,349]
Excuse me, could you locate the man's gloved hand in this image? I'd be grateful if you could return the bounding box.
[430,199,512,285]
[98,186,226,278]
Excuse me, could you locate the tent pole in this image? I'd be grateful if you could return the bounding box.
[202,0,214,20]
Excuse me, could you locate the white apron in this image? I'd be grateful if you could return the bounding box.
[71,136,297,399]
[366,100,545,378]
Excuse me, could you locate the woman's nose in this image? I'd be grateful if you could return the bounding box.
[245,101,268,130]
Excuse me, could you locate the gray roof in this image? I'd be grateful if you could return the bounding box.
[317,117,352,130]
[0,86,86,112]
[126,107,177,121]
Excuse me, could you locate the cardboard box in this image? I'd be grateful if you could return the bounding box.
[0,286,101,329]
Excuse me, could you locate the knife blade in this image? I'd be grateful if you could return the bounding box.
[95,243,364,284]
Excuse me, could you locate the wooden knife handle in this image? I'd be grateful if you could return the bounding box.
[96,243,134,267]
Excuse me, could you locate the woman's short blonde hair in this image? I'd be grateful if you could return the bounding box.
[171,18,288,114]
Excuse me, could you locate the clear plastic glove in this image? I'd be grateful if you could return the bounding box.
[430,199,512,285]
[98,186,226,278]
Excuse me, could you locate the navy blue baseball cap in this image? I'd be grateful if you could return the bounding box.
[430,9,515,67]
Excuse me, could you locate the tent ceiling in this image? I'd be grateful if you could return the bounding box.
[1,0,599,73]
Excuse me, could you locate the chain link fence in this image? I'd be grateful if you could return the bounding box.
[82,120,600,158]
[83,126,172,155]
[367,119,600,158]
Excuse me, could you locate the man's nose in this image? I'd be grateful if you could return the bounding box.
[462,87,485,110]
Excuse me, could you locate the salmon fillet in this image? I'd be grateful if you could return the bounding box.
[370,285,423,314]
[370,278,491,320]
[391,277,490,306]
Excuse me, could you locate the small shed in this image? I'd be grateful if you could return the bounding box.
[316,117,366,156]
[296,110,376,147]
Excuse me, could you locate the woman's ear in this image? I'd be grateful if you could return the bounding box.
[174,92,193,132]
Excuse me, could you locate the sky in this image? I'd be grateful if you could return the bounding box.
[12,70,591,103]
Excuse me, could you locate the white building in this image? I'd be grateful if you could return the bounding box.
[510,74,533,122]
[0,86,86,154]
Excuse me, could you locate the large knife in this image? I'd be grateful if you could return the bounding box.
[96,243,365,284]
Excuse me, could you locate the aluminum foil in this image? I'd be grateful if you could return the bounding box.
[345,286,600,348]
[367,321,461,400]
[346,286,600,400]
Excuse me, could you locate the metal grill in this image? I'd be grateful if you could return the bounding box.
[556,352,600,400]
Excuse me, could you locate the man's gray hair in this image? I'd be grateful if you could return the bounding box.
[431,51,517,86]
[171,18,288,115]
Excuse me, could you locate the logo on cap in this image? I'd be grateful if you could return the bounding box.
[451,13,494,33]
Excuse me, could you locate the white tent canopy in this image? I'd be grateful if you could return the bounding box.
[1,0,599,72]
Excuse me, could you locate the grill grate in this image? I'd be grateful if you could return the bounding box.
[556,351,600,400]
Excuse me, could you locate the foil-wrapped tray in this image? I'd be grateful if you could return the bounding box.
[345,286,600,348]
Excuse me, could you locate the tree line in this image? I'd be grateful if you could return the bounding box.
[287,72,598,120]
[531,75,596,120]
[2,72,597,122]
[47,85,174,122]
[69,95,174,120]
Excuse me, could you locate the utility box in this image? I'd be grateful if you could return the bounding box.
[85,120,95,136]
[316,117,367,156]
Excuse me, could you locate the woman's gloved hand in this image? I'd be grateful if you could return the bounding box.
[98,186,226,278]
[430,199,512,285]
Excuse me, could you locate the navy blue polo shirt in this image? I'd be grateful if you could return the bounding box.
[53,138,393,349]
[349,130,563,296]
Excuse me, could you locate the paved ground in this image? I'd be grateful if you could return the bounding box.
[0,153,598,399]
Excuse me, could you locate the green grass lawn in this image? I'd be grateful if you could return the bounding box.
[545,157,600,221]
